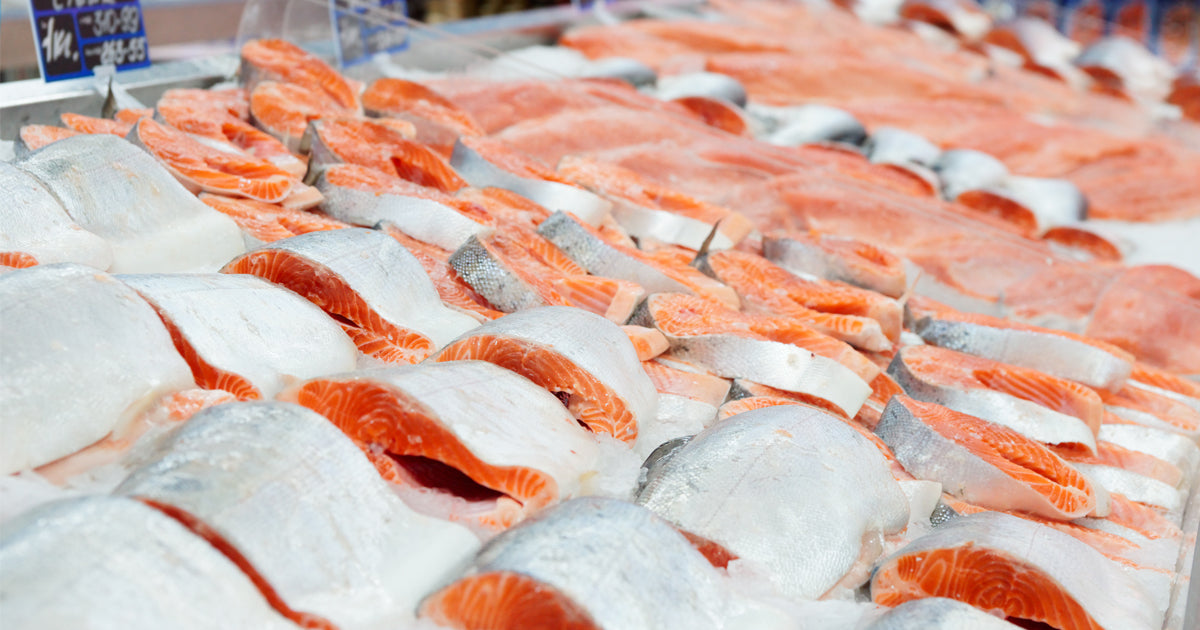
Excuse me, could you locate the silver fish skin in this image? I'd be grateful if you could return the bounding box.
[875,396,1095,519]
[537,211,691,294]
[995,176,1088,232]
[0,495,299,630]
[0,264,194,475]
[420,497,733,629]
[654,72,748,107]
[315,167,490,251]
[1098,424,1200,480]
[909,312,1131,391]
[864,126,942,167]
[871,511,1161,630]
[14,134,245,273]
[887,347,1098,453]
[932,148,1009,201]
[118,273,358,399]
[630,295,871,417]
[0,162,112,270]
[752,104,868,148]
[761,234,907,299]
[449,139,611,226]
[637,405,909,600]
[280,361,600,518]
[580,57,657,87]
[1075,36,1175,102]
[1070,463,1185,515]
[449,234,550,313]
[434,306,658,443]
[864,597,1018,629]
[224,227,479,349]
[114,401,479,629]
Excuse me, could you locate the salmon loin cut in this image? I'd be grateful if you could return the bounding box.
[14,124,80,155]
[0,496,302,630]
[638,405,909,600]
[222,228,479,364]
[419,498,732,630]
[199,194,349,246]
[0,264,194,475]
[871,511,1161,630]
[641,359,731,407]
[876,396,1100,520]
[284,362,599,529]
[762,232,908,299]
[115,402,480,627]
[156,97,307,179]
[888,345,1101,453]
[240,39,362,111]
[0,162,112,270]
[361,77,485,151]
[630,293,871,417]
[908,297,1133,391]
[14,134,245,273]
[119,274,357,400]
[434,306,657,443]
[315,164,491,251]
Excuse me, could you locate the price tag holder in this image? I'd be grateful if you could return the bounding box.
[28,0,151,82]
[330,0,408,68]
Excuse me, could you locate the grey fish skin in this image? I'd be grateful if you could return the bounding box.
[581,57,658,87]
[761,234,907,299]
[0,495,299,630]
[997,176,1088,231]
[0,264,194,475]
[449,139,611,226]
[864,126,942,168]
[14,134,245,273]
[0,162,112,270]
[537,211,690,294]
[637,405,909,601]
[886,347,1098,452]
[118,273,358,399]
[314,167,491,252]
[874,396,1094,519]
[449,234,547,313]
[115,402,479,629]
[654,72,748,107]
[751,104,868,148]
[421,497,732,629]
[871,511,1160,630]
[932,148,1009,201]
[864,597,1019,629]
[909,313,1131,391]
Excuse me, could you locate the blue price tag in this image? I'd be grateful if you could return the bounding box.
[27,0,151,82]
[330,0,408,68]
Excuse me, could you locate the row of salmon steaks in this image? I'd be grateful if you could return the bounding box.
[3,3,1200,630]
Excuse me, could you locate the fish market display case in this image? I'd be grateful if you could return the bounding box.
[1,1,1199,629]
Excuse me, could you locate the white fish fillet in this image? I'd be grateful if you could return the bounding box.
[0,495,299,629]
[0,264,194,475]
[638,405,909,600]
[114,402,478,629]
[119,273,358,398]
[14,134,244,273]
[0,162,112,270]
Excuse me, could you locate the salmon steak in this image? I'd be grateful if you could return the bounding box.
[434,306,657,443]
[876,396,1101,519]
[222,228,479,363]
[283,361,599,530]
